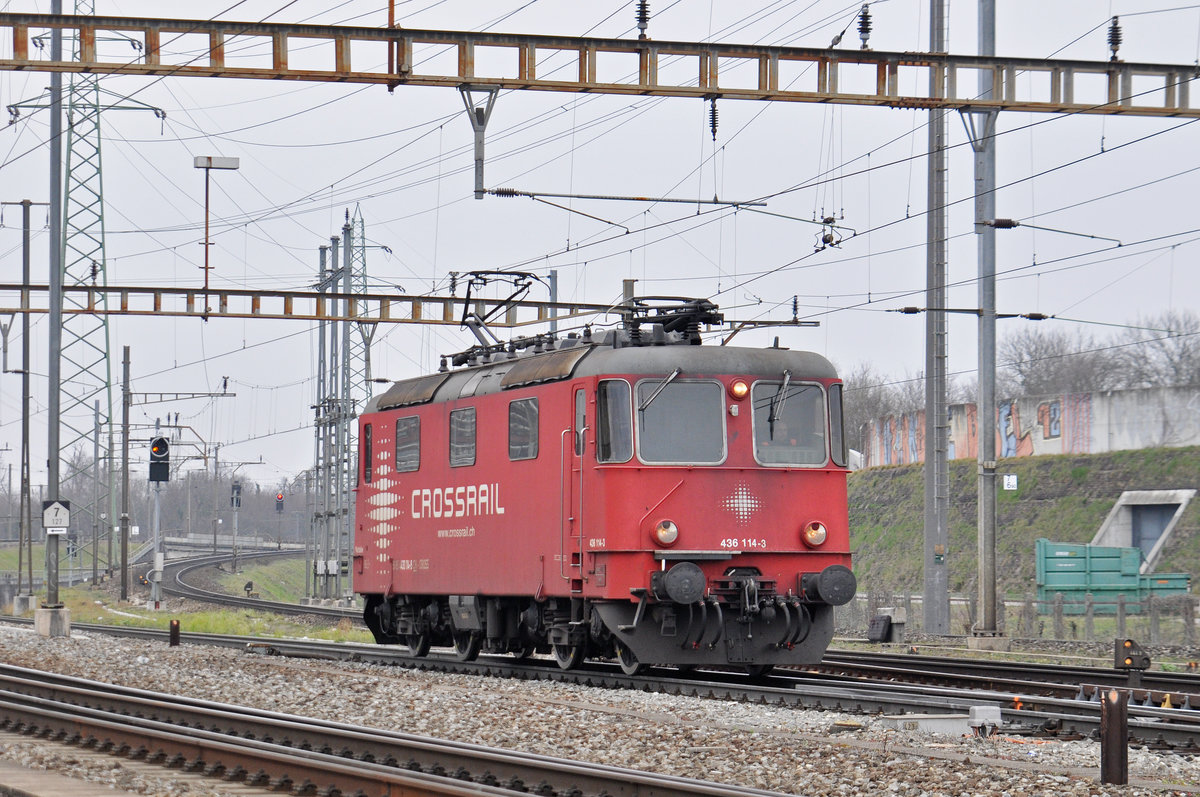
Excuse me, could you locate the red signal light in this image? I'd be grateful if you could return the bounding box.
[276,492,284,501]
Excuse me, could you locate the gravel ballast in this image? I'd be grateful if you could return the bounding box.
[1,622,1198,796]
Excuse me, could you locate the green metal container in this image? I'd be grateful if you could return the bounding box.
[1035,538,1191,614]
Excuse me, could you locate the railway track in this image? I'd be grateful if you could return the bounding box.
[0,662,794,797]
[12,614,1200,753]
[70,554,1200,753]
[164,554,1200,695]
[160,552,358,621]
[818,649,1200,696]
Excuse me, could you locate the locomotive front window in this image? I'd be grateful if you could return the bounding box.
[508,398,539,461]
[596,379,632,463]
[449,407,476,467]
[635,379,725,464]
[395,416,420,472]
[753,381,828,466]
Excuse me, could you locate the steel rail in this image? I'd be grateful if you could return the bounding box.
[2,14,1199,118]
[0,696,523,796]
[0,663,796,797]
[819,649,1200,695]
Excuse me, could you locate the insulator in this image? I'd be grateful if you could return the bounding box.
[1108,16,1122,61]
[857,4,872,50]
[708,98,718,141]
[823,231,835,245]
[492,186,520,197]
[636,1,650,39]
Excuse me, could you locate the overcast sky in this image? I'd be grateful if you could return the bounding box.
[1,0,1198,490]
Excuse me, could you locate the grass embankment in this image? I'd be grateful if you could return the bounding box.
[46,584,372,643]
[3,552,372,643]
[215,556,310,602]
[848,446,1200,595]
[0,543,44,572]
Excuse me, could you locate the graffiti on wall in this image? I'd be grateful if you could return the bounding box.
[864,412,926,466]
[858,387,1200,467]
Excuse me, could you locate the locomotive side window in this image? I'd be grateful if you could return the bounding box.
[828,384,848,467]
[752,382,828,466]
[596,379,633,463]
[508,398,539,461]
[449,407,476,467]
[574,389,586,455]
[635,379,725,464]
[395,416,420,472]
[362,423,373,483]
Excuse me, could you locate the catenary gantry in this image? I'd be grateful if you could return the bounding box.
[1,13,1198,118]
[0,283,611,326]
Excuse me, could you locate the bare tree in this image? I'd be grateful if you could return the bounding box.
[838,362,897,453]
[893,371,926,414]
[997,326,1121,397]
[1112,310,1200,389]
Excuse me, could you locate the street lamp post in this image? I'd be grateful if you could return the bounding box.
[193,156,240,316]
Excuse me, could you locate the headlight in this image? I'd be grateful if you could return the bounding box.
[802,521,828,547]
[653,519,679,546]
[728,379,749,400]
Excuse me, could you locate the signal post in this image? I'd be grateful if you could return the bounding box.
[148,432,169,608]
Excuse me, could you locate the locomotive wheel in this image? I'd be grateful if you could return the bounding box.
[406,633,431,657]
[614,641,645,676]
[552,643,584,670]
[452,632,482,662]
[744,664,775,678]
[511,643,536,661]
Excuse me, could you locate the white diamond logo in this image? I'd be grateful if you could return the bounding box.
[722,482,763,525]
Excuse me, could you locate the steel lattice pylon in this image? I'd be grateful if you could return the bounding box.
[309,209,374,602]
[348,205,376,412]
[36,2,167,576]
[59,0,115,575]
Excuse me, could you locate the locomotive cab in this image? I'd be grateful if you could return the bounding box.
[575,359,856,673]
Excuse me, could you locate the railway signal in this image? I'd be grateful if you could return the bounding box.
[149,436,170,482]
[1114,638,1150,671]
[275,492,284,513]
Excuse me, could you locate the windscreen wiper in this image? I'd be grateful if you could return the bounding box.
[767,370,792,435]
[638,367,682,412]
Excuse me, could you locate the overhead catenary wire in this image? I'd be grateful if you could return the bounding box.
[6,2,1200,479]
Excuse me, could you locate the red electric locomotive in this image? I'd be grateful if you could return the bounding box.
[354,299,855,674]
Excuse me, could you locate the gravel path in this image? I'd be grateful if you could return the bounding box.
[1,622,1198,796]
